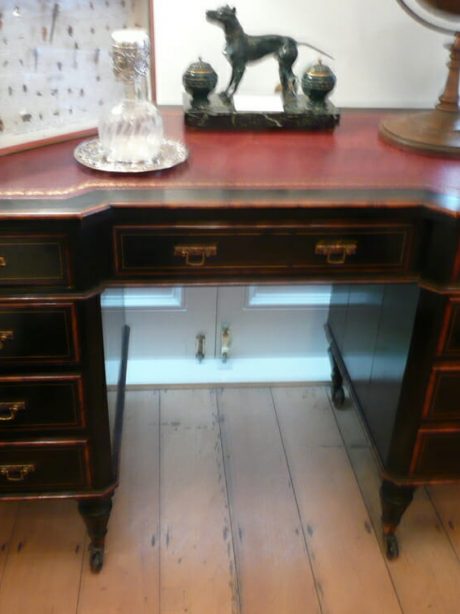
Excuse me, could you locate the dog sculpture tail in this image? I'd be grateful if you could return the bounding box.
[297,41,334,60]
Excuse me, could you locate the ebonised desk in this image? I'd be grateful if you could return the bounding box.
[1,109,459,570]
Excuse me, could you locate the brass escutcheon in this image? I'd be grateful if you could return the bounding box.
[314,240,358,265]
[0,256,6,268]
[0,464,35,482]
[0,330,14,350]
[0,401,26,422]
[174,244,217,267]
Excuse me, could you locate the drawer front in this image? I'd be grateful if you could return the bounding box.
[0,441,91,492]
[437,298,460,357]
[0,303,79,365]
[411,430,460,478]
[0,375,85,431]
[422,366,460,422]
[0,235,70,286]
[114,224,413,279]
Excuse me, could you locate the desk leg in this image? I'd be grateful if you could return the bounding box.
[327,346,346,408]
[78,496,113,572]
[380,479,415,560]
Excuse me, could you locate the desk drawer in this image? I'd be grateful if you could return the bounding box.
[0,441,91,492]
[437,298,460,357]
[0,303,79,365]
[114,224,413,279]
[0,375,85,431]
[422,366,460,422]
[0,235,70,286]
[411,429,460,478]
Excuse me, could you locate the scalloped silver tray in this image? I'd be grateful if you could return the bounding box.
[74,138,188,173]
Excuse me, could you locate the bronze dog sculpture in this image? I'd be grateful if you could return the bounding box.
[206,5,332,103]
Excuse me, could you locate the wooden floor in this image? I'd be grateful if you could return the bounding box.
[0,386,460,613]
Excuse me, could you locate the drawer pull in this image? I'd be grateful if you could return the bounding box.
[0,330,14,349]
[0,257,6,268]
[0,401,26,422]
[0,464,35,482]
[174,244,217,267]
[315,240,357,264]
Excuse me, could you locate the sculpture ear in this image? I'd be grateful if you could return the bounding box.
[231,6,236,13]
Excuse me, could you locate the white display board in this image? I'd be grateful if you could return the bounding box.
[0,0,150,152]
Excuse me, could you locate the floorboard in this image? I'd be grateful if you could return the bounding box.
[0,502,17,587]
[0,500,85,614]
[77,390,161,614]
[333,395,460,614]
[274,386,401,614]
[427,484,460,563]
[0,385,459,613]
[160,388,238,614]
[217,387,320,614]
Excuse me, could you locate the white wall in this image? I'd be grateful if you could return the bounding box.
[153,0,450,108]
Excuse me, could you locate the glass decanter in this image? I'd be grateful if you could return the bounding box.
[98,29,163,165]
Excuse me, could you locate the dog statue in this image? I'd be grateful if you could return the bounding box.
[206,5,332,103]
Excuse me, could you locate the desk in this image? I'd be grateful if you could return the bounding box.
[1,109,459,570]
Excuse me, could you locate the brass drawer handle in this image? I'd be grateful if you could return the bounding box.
[0,401,26,422]
[0,464,35,482]
[315,240,357,264]
[0,257,6,268]
[174,244,218,267]
[0,330,14,349]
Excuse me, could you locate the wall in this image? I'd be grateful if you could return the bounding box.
[153,0,451,108]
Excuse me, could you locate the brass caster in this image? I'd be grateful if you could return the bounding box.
[384,533,399,560]
[89,546,104,573]
[332,386,345,408]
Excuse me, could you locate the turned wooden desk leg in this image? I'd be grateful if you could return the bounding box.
[380,479,415,560]
[78,496,113,572]
[328,346,345,408]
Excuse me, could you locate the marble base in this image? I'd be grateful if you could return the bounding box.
[184,94,340,131]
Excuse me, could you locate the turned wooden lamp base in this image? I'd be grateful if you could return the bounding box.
[380,108,460,156]
[380,33,460,157]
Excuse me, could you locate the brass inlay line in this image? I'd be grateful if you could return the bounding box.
[2,179,458,199]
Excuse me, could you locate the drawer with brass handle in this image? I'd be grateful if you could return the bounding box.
[0,375,85,431]
[0,235,70,286]
[0,302,79,365]
[113,224,414,280]
[0,441,91,492]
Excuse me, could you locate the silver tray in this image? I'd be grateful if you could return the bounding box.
[74,138,188,173]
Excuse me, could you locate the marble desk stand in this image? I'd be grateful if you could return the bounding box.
[183,94,340,131]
